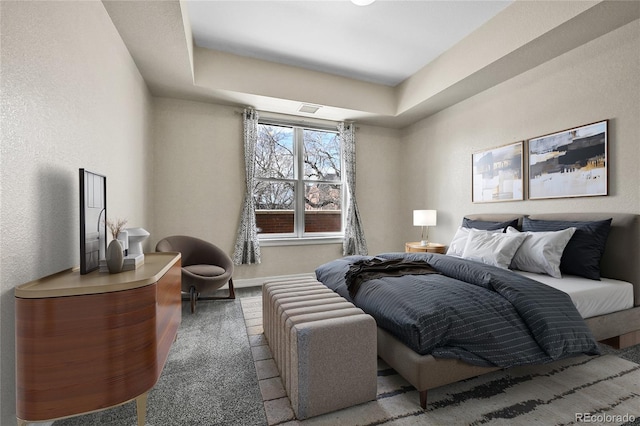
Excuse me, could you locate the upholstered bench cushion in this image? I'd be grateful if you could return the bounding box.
[270,296,348,367]
[282,307,365,394]
[277,303,361,387]
[270,292,340,372]
[263,278,320,317]
[290,314,377,419]
[263,280,332,339]
[262,278,377,420]
[266,285,337,345]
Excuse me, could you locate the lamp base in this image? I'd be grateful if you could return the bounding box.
[420,240,429,246]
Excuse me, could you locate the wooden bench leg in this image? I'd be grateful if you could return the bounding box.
[420,390,427,409]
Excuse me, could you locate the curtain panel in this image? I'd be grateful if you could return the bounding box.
[339,122,368,256]
[233,109,261,264]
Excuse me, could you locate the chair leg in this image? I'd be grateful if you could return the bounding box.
[227,278,235,300]
[189,286,197,314]
[197,279,236,301]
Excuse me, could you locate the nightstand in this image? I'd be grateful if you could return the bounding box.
[405,242,446,254]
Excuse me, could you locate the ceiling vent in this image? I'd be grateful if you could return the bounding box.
[298,104,321,114]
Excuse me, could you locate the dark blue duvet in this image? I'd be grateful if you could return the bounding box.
[315,252,599,367]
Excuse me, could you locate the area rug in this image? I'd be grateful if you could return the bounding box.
[54,298,267,426]
[240,296,640,426]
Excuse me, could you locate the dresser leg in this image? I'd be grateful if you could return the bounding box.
[136,393,148,426]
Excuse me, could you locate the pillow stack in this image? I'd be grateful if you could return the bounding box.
[447,218,525,269]
[447,218,520,257]
[446,217,612,280]
[520,217,612,280]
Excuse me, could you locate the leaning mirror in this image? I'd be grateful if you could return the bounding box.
[79,168,107,274]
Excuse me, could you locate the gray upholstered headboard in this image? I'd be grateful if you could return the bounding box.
[464,213,640,306]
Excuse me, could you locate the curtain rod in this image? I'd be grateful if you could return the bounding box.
[234,108,359,130]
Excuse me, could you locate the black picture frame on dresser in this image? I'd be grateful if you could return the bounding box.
[79,168,107,274]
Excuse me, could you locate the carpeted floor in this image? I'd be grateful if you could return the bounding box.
[240,295,640,426]
[52,287,640,426]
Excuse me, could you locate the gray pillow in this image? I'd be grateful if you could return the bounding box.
[462,217,519,232]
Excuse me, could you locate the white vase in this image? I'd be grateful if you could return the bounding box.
[126,227,150,256]
[107,239,124,274]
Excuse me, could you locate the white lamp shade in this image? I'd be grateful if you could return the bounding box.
[413,210,437,227]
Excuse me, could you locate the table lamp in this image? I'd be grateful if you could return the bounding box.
[413,210,437,246]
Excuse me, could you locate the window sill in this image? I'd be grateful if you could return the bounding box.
[259,236,344,247]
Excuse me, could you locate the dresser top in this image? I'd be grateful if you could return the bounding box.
[15,252,181,298]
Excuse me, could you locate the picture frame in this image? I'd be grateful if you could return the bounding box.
[79,168,107,274]
[528,120,607,200]
[472,141,524,203]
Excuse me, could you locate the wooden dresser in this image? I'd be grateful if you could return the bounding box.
[15,252,181,426]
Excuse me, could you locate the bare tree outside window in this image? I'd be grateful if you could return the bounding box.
[255,123,343,236]
[303,129,341,212]
[255,125,294,180]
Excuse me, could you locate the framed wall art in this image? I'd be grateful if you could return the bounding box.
[472,141,524,203]
[528,120,607,200]
[79,168,107,274]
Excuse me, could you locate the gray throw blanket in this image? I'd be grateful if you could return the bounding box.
[345,257,440,298]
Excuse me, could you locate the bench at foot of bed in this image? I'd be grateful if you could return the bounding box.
[262,278,378,419]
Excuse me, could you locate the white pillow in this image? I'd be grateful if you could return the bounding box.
[446,227,503,257]
[506,226,576,278]
[461,228,527,269]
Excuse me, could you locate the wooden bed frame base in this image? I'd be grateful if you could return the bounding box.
[600,330,640,349]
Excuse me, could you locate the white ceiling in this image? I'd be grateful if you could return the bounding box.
[103,1,639,128]
[185,0,512,87]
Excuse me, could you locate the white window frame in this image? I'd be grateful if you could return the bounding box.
[256,118,345,246]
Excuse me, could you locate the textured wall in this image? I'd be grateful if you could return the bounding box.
[400,20,640,246]
[3,3,637,424]
[151,98,404,280]
[0,2,152,423]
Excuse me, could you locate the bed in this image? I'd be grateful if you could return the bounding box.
[315,213,640,409]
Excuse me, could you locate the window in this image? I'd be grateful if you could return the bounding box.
[254,121,343,242]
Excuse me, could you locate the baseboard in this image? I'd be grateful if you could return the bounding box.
[233,273,316,289]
